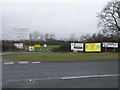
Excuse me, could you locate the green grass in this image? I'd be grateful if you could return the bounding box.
[2,52,118,61]
[23,45,59,52]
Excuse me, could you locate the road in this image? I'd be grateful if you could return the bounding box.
[1,51,62,55]
[2,59,119,88]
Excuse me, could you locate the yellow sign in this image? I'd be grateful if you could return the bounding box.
[35,45,41,47]
[85,43,101,52]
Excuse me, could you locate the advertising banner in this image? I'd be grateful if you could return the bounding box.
[71,43,84,51]
[14,43,23,49]
[29,46,35,51]
[85,43,101,52]
[103,42,118,48]
[35,45,41,47]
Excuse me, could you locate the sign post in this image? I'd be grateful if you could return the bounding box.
[114,47,115,52]
[105,47,107,52]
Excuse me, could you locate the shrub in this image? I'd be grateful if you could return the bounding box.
[52,43,71,52]
[2,41,17,51]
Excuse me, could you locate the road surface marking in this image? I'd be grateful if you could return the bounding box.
[32,62,41,64]
[3,62,14,65]
[61,74,120,80]
[18,61,28,64]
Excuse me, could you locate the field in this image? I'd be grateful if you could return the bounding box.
[23,45,59,52]
[2,52,118,61]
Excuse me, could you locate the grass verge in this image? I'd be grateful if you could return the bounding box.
[2,52,118,61]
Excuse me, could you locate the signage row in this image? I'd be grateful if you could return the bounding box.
[14,44,47,51]
[71,42,118,52]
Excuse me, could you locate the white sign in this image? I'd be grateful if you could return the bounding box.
[71,43,84,51]
[44,44,47,47]
[13,28,29,41]
[103,42,118,48]
[14,43,23,49]
[29,46,35,51]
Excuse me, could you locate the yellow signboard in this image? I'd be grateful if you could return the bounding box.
[35,45,41,47]
[85,43,101,52]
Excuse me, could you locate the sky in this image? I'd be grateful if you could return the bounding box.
[1,0,111,40]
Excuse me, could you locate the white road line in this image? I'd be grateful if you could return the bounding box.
[18,61,28,64]
[3,62,14,65]
[61,74,120,80]
[32,62,41,64]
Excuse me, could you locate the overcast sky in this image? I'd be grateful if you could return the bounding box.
[1,0,111,40]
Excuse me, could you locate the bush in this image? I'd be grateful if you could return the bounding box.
[52,43,71,52]
[2,40,18,51]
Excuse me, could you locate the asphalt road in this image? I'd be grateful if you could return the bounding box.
[1,51,61,55]
[2,59,119,88]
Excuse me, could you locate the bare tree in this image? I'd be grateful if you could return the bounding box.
[69,33,76,41]
[44,33,55,41]
[97,0,120,33]
[49,34,55,40]
[44,33,49,41]
[29,31,40,41]
[29,32,56,41]
[79,34,91,42]
[29,33,33,40]
[39,33,44,41]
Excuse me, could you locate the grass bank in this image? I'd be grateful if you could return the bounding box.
[2,52,118,61]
